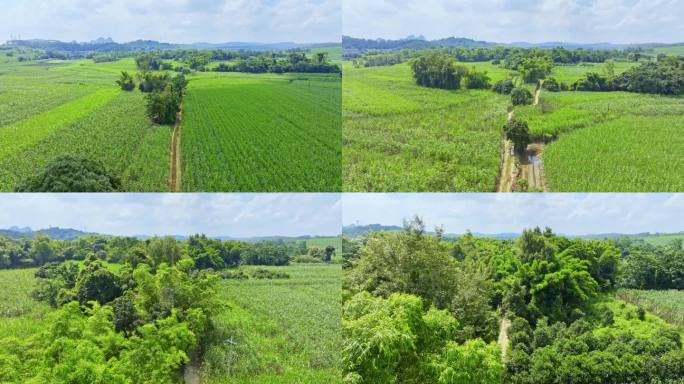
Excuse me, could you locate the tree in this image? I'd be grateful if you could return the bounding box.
[510,87,533,106]
[519,57,552,83]
[29,236,56,265]
[504,118,531,154]
[411,53,465,89]
[147,236,181,267]
[15,156,121,192]
[542,77,561,92]
[75,261,123,305]
[116,71,135,91]
[324,245,336,262]
[602,60,616,78]
[145,84,180,125]
[492,80,515,94]
[464,69,491,89]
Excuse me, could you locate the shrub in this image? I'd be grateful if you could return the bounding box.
[116,71,135,91]
[504,118,531,154]
[410,53,465,89]
[250,268,290,279]
[542,77,561,92]
[464,69,491,89]
[492,80,515,94]
[15,156,121,192]
[292,254,323,263]
[511,87,533,106]
[220,270,249,279]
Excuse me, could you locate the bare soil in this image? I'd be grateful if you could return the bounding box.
[498,316,511,360]
[168,108,182,192]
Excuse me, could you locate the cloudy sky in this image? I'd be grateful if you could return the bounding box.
[343,193,684,236]
[0,194,341,238]
[1,0,340,44]
[344,0,684,44]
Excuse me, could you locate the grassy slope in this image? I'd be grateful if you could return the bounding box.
[0,58,170,191]
[343,62,511,192]
[617,290,684,329]
[181,72,341,192]
[0,268,52,339]
[203,264,341,384]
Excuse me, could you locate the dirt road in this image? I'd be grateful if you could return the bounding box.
[168,109,182,192]
[496,84,548,192]
[498,316,511,360]
[183,351,201,384]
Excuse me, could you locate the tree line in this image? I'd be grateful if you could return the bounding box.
[0,234,338,270]
[342,218,684,383]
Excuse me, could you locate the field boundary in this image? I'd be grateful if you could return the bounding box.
[168,107,182,192]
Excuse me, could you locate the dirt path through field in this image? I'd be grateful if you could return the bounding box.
[498,316,511,360]
[496,110,516,192]
[183,351,201,384]
[496,83,549,192]
[168,108,182,192]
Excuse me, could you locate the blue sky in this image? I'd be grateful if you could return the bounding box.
[343,193,684,235]
[344,0,684,44]
[1,0,341,44]
[0,194,341,237]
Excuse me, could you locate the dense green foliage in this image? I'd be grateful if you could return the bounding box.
[411,53,465,89]
[510,88,533,106]
[15,156,121,192]
[0,234,339,270]
[344,220,684,383]
[503,119,531,154]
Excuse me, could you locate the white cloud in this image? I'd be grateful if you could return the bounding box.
[343,193,684,235]
[343,0,684,43]
[1,0,341,43]
[0,193,342,237]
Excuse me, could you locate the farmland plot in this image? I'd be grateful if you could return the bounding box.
[203,264,342,384]
[0,59,170,191]
[618,289,684,328]
[181,73,341,192]
[343,63,511,192]
[516,91,684,191]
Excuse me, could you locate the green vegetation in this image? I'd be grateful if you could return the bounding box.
[204,264,341,383]
[0,233,340,383]
[343,218,684,383]
[343,43,683,192]
[15,156,121,192]
[343,62,510,191]
[0,42,342,192]
[618,289,684,328]
[182,72,341,191]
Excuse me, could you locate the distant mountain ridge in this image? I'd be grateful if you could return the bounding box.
[5,38,338,53]
[343,35,684,52]
[0,227,340,242]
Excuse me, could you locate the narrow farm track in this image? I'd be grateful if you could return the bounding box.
[183,352,201,384]
[168,108,182,192]
[498,316,511,360]
[497,83,548,192]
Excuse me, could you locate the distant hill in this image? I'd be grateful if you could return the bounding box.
[0,227,96,240]
[343,224,404,238]
[5,38,326,53]
[343,35,681,53]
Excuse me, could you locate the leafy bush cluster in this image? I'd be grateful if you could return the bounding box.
[572,59,684,95]
[410,53,490,90]
[343,220,684,383]
[14,156,121,192]
[1,255,219,382]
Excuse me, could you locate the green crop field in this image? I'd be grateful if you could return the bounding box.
[516,91,684,191]
[343,62,511,191]
[181,72,341,191]
[550,61,637,84]
[653,44,684,56]
[0,268,52,340]
[305,236,342,255]
[618,289,684,328]
[203,264,341,383]
[0,58,170,191]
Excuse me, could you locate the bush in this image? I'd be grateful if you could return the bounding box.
[464,69,491,89]
[15,156,121,192]
[411,53,465,89]
[292,254,323,263]
[511,87,533,106]
[492,80,515,94]
[250,268,290,279]
[145,85,181,125]
[504,118,531,154]
[116,71,135,91]
[220,270,249,280]
[542,77,561,92]
[75,261,123,305]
